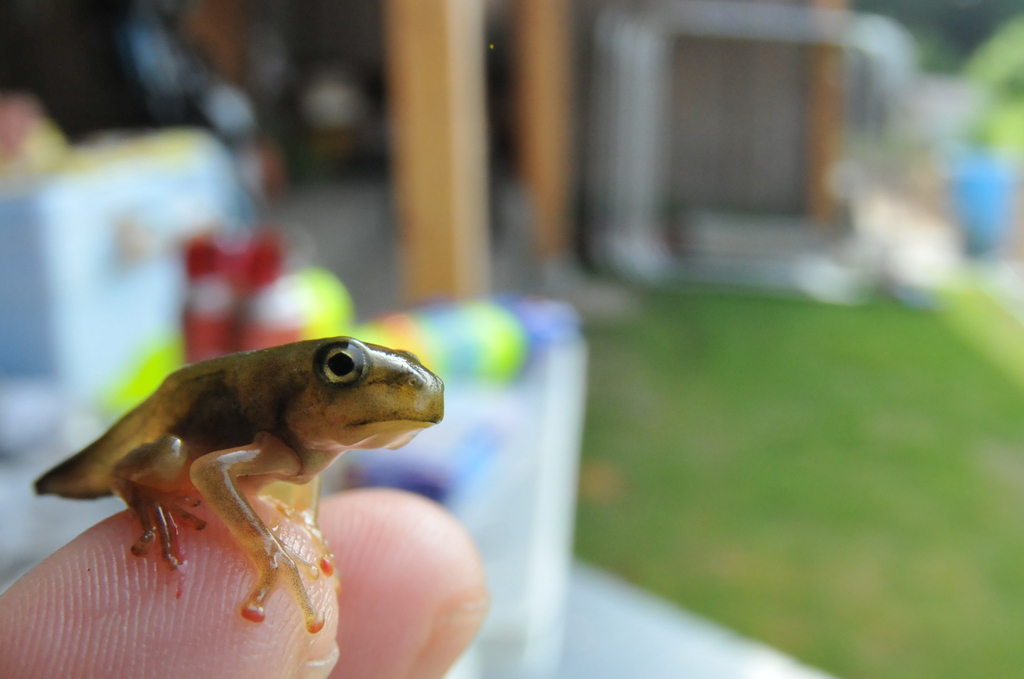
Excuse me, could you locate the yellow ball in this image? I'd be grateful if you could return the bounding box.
[295,267,355,339]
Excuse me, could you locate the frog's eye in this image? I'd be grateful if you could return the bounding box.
[316,341,366,386]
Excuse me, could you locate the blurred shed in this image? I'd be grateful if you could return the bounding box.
[582,0,854,279]
[670,0,845,222]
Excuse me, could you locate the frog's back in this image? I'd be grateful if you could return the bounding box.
[35,361,228,499]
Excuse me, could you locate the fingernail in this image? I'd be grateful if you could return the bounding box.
[295,641,340,679]
[439,598,490,628]
[407,597,489,679]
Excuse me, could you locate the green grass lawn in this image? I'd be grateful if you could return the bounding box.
[575,289,1024,679]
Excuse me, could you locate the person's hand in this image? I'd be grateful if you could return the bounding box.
[0,488,489,679]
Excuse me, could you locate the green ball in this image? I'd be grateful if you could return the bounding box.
[295,267,355,339]
[457,302,528,381]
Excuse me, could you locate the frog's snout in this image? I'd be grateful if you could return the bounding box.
[409,364,444,424]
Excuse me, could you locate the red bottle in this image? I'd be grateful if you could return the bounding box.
[182,235,235,363]
[236,230,304,351]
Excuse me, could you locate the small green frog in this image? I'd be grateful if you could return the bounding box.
[35,337,443,634]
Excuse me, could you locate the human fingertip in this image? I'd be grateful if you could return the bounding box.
[318,489,488,679]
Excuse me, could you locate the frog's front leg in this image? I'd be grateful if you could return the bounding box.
[189,432,326,634]
[112,435,208,570]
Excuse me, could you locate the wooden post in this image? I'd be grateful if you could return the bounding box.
[185,0,251,85]
[515,0,573,260]
[384,0,491,303]
[806,0,846,226]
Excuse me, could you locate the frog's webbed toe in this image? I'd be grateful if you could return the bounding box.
[237,536,326,633]
[111,436,207,571]
[120,487,208,569]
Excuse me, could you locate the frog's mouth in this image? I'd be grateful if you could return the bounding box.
[337,420,434,451]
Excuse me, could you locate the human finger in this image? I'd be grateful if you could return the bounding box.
[0,498,340,679]
[319,489,489,679]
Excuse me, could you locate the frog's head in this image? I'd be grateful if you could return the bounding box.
[286,337,444,456]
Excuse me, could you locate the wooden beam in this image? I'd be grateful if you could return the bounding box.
[384,0,491,303]
[806,0,846,226]
[185,0,251,85]
[515,0,573,260]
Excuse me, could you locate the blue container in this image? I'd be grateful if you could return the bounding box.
[951,153,1018,257]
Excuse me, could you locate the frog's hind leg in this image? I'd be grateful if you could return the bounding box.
[189,432,325,633]
[112,435,206,571]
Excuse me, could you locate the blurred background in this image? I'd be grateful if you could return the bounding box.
[5,0,1024,678]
